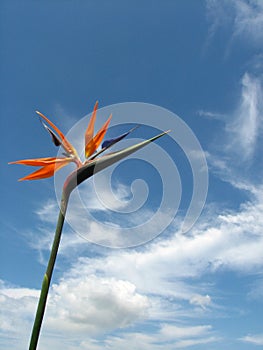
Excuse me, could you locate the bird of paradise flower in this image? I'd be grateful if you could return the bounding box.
[9,102,169,350]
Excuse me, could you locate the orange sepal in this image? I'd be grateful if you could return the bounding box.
[85,114,112,158]
[85,101,98,148]
[36,111,77,156]
[9,157,67,166]
[13,158,72,181]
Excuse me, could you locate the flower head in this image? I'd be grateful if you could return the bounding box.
[10,102,169,186]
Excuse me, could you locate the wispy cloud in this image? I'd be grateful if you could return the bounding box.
[230,0,263,45]
[189,294,211,309]
[206,0,263,47]
[240,333,263,346]
[204,1,263,180]
[159,324,212,339]
[77,189,263,286]
[226,73,262,160]
[202,72,262,191]
[27,177,263,294]
[197,110,226,120]
[101,324,219,350]
[198,74,262,185]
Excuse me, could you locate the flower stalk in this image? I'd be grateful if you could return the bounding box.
[9,103,169,349]
[29,192,69,350]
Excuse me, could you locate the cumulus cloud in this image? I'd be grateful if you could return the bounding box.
[0,279,218,350]
[46,275,149,335]
[0,277,149,350]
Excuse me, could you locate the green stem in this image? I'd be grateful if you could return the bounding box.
[27,131,169,349]
[29,191,69,350]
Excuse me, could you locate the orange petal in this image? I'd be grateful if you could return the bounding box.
[17,158,71,181]
[9,157,66,166]
[85,101,98,148]
[85,114,112,157]
[36,111,77,156]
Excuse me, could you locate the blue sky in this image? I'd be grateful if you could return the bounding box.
[1,0,263,349]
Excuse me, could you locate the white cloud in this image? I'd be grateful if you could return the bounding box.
[230,0,263,45]
[204,73,262,165]
[240,333,263,346]
[227,73,262,160]
[98,324,219,350]
[77,324,218,350]
[204,1,263,177]
[28,171,178,249]
[6,108,263,349]
[70,176,134,212]
[197,110,226,120]
[46,275,149,335]
[35,199,60,223]
[189,295,211,309]
[174,336,219,349]
[206,151,259,194]
[206,0,263,47]
[0,277,149,350]
[0,281,39,349]
[0,279,218,350]
[60,184,263,322]
[2,184,263,348]
[159,324,212,339]
[30,183,263,298]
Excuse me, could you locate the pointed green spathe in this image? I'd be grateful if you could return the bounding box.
[64,131,169,196]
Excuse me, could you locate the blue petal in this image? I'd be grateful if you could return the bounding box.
[102,125,140,149]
